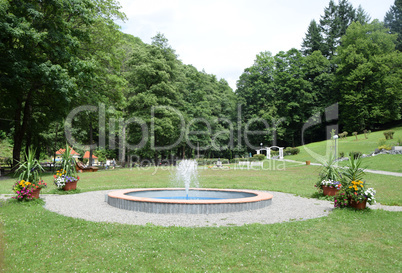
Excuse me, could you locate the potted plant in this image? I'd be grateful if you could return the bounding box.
[334,156,376,209]
[54,145,79,191]
[335,180,376,209]
[320,179,342,196]
[315,154,341,195]
[12,147,47,200]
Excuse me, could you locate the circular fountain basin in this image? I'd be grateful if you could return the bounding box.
[106,188,273,214]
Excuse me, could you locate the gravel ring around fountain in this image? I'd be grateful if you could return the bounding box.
[41,190,336,227]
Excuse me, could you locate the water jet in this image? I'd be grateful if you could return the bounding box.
[106,160,273,214]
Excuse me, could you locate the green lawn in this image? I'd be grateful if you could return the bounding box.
[0,165,401,272]
[285,126,402,172]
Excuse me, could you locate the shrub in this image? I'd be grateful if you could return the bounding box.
[284,147,300,155]
[378,145,392,151]
[271,150,279,156]
[383,130,394,140]
[349,151,362,159]
[352,132,358,140]
[339,151,345,158]
[253,154,266,161]
[196,158,229,166]
[378,138,387,147]
[363,129,370,139]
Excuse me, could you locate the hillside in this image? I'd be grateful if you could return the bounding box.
[285,126,402,172]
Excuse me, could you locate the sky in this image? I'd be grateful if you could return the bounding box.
[117,0,395,90]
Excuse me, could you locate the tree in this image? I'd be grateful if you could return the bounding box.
[236,51,279,149]
[336,20,402,131]
[319,0,363,59]
[302,20,324,56]
[0,0,126,167]
[125,34,185,162]
[0,0,93,167]
[384,0,402,51]
[274,49,314,146]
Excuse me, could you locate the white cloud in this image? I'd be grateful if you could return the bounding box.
[118,0,395,90]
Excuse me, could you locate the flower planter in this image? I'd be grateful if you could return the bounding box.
[306,161,311,165]
[63,180,78,191]
[322,186,339,196]
[31,188,41,199]
[349,199,367,210]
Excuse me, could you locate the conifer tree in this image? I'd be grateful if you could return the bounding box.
[301,20,324,56]
[384,0,402,51]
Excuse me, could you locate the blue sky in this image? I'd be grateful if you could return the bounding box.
[117,0,395,90]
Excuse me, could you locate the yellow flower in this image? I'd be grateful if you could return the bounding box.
[349,186,352,189]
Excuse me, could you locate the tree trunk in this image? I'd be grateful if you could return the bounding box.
[12,91,32,169]
[89,121,93,166]
[119,121,126,167]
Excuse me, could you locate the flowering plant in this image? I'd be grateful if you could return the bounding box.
[13,147,46,200]
[334,180,376,208]
[321,179,342,189]
[12,179,47,201]
[53,169,79,189]
[53,144,79,189]
[316,154,341,190]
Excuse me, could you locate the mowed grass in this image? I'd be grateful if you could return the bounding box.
[0,164,401,272]
[0,161,401,205]
[285,126,402,172]
[0,200,400,272]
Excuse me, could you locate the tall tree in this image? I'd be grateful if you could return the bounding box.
[336,20,402,131]
[384,0,402,51]
[0,0,126,167]
[319,0,360,59]
[301,20,324,56]
[126,34,185,162]
[0,0,93,166]
[274,49,314,146]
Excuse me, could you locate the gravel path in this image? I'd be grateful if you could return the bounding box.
[42,190,328,227]
[1,190,400,227]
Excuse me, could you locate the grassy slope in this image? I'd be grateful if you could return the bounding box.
[286,126,402,172]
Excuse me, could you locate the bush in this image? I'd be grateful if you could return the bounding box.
[349,151,362,159]
[253,154,266,161]
[271,150,279,156]
[196,158,229,166]
[339,151,345,158]
[378,145,392,151]
[383,130,394,140]
[378,138,387,147]
[284,147,300,155]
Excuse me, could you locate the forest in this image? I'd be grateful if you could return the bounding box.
[0,0,401,166]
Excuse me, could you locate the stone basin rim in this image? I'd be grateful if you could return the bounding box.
[107,188,273,204]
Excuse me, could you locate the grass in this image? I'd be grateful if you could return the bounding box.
[285,126,402,172]
[0,163,401,272]
[337,154,402,173]
[1,161,401,205]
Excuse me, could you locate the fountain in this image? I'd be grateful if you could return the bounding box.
[106,159,273,214]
